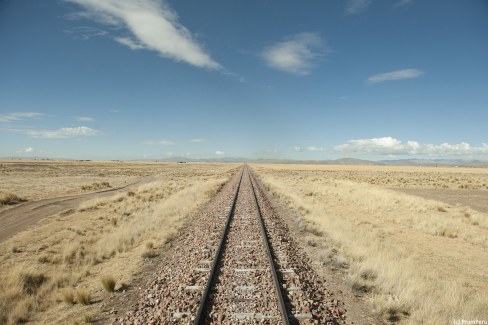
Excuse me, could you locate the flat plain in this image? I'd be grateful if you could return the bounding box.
[0,160,237,324]
[0,161,487,324]
[251,163,488,324]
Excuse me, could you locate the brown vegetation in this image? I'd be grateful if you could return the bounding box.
[252,164,488,324]
[0,193,27,206]
[0,162,236,324]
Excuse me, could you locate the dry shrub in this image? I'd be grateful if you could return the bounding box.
[20,273,47,295]
[0,192,27,205]
[101,276,116,292]
[141,250,158,259]
[437,206,447,212]
[81,182,111,191]
[61,289,75,305]
[76,289,91,305]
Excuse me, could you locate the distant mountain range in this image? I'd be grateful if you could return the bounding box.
[158,156,488,167]
[3,156,487,167]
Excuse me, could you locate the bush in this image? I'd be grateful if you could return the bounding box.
[20,273,47,295]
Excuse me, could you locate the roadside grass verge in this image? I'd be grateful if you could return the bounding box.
[0,165,235,324]
[253,165,488,324]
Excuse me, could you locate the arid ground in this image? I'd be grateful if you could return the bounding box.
[251,164,488,324]
[0,160,238,324]
[0,161,487,324]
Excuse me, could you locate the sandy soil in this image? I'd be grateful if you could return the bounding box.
[0,175,155,243]
[395,188,488,214]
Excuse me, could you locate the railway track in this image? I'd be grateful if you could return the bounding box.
[194,166,290,324]
[114,166,346,324]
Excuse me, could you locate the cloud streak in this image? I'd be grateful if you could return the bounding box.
[20,126,102,139]
[75,116,95,122]
[66,0,221,70]
[0,112,44,122]
[293,146,324,152]
[346,0,372,14]
[262,32,327,76]
[141,139,177,146]
[368,68,424,84]
[334,137,488,156]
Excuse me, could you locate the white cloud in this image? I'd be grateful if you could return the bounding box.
[334,137,488,156]
[0,112,44,122]
[75,116,95,122]
[262,32,327,76]
[188,138,204,143]
[293,146,324,152]
[346,0,372,14]
[16,147,35,154]
[66,0,221,70]
[110,109,120,113]
[23,126,102,139]
[264,148,280,154]
[368,68,424,84]
[215,150,225,156]
[141,139,177,146]
[114,36,147,50]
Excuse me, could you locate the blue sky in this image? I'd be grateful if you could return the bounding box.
[1,0,487,160]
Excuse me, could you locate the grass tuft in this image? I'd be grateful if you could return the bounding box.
[101,276,116,292]
[61,289,75,305]
[76,289,91,305]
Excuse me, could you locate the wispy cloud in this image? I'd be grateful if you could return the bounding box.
[215,150,225,156]
[66,0,221,70]
[16,147,34,154]
[346,0,372,14]
[367,68,424,84]
[141,139,177,146]
[0,112,44,122]
[64,26,108,41]
[393,0,413,8]
[293,146,324,152]
[333,137,488,156]
[262,32,327,76]
[20,126,102,139]
[75,116,95,122]
[264,148,280,154]
[188,138,204,143]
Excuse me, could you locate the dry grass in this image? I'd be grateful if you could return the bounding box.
[252,164,488,324]
[101,276,116,292]
[75,290,91,305]
[81,182,111,191]
[61,289,75,305]
[0,162,237,324]
[0,193,27,206]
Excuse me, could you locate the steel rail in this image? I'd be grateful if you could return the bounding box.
[193,167,244,324]
[248,168,291,325]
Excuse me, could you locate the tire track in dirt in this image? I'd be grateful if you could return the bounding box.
[0,175,156,243]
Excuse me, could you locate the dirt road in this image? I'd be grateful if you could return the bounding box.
[0,175,155,243]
